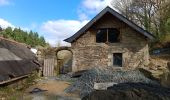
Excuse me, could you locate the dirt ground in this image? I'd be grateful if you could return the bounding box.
[26,78,80,100]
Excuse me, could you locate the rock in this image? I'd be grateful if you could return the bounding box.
[29,88,47,94]
[147,58,168,72]
[138,68,158,81]
[71,70,87,78]
[83,83,170,100]
[167,62,170,70]
[157,66,166,70]
[94,82,117,90]
[160,67,170,88]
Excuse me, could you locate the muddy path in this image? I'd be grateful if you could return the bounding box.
[25,77,80,100]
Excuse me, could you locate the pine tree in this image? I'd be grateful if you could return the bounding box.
[0,27,47,47]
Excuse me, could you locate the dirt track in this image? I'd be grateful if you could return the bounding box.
[26,78,80,100]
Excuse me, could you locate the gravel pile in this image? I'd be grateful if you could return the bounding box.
[65,68,159,98]
[83,82,170,100]
[56,73,77,82]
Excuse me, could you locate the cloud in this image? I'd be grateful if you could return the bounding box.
[82,0,112,13]
[40,19,89,46]
[40,0,114,46]
[77,0,113,21]
[79,0,113,15]
[0,0,115,47]
[0,0,10,6]
[0,18,89,46]
[78,12,89,21]
[0,18,31,32]
[0,18,14,29]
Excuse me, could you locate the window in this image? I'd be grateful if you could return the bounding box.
[108,29,120,43]
[96,29,107,43]
[96,28,120,43]
[113,53,122,67]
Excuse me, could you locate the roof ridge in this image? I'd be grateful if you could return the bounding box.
[0,37,29,47]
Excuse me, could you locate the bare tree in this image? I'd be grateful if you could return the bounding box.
[150,0,169,39]
[111,0,133,18]
[112,0,158,31]
[112,0,170,39]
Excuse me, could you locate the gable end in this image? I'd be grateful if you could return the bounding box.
[64,6,155,43]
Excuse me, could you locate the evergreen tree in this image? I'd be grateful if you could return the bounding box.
[0,27,47,47]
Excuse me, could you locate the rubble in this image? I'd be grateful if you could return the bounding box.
[56,73,77,82]
[83,82,170,100]
[160,62,170,87]
[65,68,158,98]
[94,82,117,90]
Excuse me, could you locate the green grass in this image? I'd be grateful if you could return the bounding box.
[0,86,27,100]
[0,72,39,100]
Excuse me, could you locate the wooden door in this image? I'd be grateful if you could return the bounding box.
[43,58,55,77]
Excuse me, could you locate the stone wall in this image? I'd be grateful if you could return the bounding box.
[71,13,149,72]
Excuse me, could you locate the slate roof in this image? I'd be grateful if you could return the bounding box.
[64,6,155,43]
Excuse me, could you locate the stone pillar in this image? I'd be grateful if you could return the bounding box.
[160,62,170,87]
[144,44,149,65]
[72,50,77,72]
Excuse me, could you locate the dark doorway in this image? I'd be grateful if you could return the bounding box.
[113,53,122,67]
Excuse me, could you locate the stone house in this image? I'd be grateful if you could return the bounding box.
[64,6,155,72]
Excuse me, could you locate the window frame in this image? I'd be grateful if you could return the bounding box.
[96,28,107,43]
[96,28,120,43]
[113,53,123,67]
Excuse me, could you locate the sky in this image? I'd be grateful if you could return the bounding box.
[0,0,113,46]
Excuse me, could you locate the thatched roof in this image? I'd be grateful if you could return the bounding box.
[0,37,40,83]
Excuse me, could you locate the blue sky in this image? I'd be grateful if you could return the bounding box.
[0,0,113,46]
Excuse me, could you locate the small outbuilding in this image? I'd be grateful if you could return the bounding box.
[64,6,155,72]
